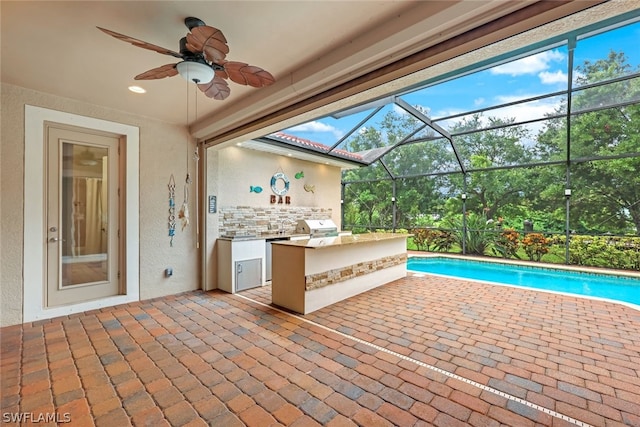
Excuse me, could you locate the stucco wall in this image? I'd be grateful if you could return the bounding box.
[217,146,342,224]
[1,84,24,326]
[1,83,199,326]
[203,145,343,291]
[1,84,344,325]
[204,149,220,291]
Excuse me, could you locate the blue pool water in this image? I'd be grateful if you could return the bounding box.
[407,257,640,307]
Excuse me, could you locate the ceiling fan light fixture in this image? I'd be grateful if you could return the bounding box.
[176,61,214,84]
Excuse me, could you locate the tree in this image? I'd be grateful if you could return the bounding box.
[536,50,640,234]
[342,50,640,236]
[447,115,535,221]
[342,107,453,230]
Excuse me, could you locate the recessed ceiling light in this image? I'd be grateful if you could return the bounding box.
[236,143,242,147]
[287,153,292,157]
[128,86,146,94]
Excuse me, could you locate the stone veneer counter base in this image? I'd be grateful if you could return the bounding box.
[271,233,409,314]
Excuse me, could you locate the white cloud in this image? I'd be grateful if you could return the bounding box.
[539,70,567,85]
[474,97,485,107]
[477,97,562,143]
[494,94,535,104]
[493,99,559,123]
[431,96,562,145]
[490,50,565,77]
[289,121,344,139]
[432,107,466,119]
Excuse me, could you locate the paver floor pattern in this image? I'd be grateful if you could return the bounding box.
[1,274,639,426]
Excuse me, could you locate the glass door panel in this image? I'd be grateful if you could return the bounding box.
[61,143,109,287]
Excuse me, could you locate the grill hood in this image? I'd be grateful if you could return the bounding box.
[296,219,338,237]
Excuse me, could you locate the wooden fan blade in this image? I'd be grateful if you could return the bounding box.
[223,61,275,88]
[134,64,179,80]
[185,25,229,62]
[97,27,183,59]
[197,76,230,100]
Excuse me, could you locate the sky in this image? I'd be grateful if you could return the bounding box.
[277,19,640,151]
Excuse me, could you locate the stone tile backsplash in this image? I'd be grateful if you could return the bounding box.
[219,206,333,235]
[305,253,407,291]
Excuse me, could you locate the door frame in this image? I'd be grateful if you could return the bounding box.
[24,105,139,322]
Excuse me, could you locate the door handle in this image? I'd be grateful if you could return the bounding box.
[48,237,65,243]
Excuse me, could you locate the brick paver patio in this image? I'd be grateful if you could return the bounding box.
[1,273,639,426]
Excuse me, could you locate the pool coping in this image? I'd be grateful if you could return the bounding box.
[407,252,640,312]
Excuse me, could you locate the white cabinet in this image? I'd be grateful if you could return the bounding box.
[217,238,266,293]
[235,258,262,291]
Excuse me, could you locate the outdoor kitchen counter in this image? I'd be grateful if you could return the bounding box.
[269,232,406,248]
[217,233,311,241]
[271,232,409,314]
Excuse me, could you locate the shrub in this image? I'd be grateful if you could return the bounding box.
[411,228,429,251]
[522,233,550,261]
[443,213,495,256]
[412,228,456,252]
[493,228,520,259]
[431,230,456,252]
[567,235,640,270]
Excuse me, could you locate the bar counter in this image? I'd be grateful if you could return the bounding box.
[271,233,409,314]
[270,232,407,249]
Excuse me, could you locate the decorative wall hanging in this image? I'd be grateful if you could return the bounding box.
[179,173,190,231]
[168,174,176,246]
[208,195,217,213]
[250,185,263,193]
[295,171,304,179]
[271,171,290,196]
[304,184,316,193]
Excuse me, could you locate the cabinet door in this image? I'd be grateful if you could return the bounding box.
[235,258,262,291]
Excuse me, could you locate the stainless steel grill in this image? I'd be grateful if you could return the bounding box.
[296,219,338,237]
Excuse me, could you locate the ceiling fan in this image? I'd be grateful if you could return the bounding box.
[98,17,275,100]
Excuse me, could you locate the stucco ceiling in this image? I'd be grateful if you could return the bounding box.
[1,1,603,143]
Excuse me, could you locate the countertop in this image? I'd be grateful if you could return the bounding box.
[270,232,410,249]
[217,232,310,241]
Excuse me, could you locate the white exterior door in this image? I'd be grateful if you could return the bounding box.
[45,124,121,307]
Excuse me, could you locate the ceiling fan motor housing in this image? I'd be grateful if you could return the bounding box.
[185,17,206,30]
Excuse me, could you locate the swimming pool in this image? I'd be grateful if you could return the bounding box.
[407,257,640,307]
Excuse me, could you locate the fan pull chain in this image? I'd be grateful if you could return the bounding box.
[180,78,192,231]
[192,83,199,247]
[194,147,200,249]
[194,82,198,123]
[186,77,190,177]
